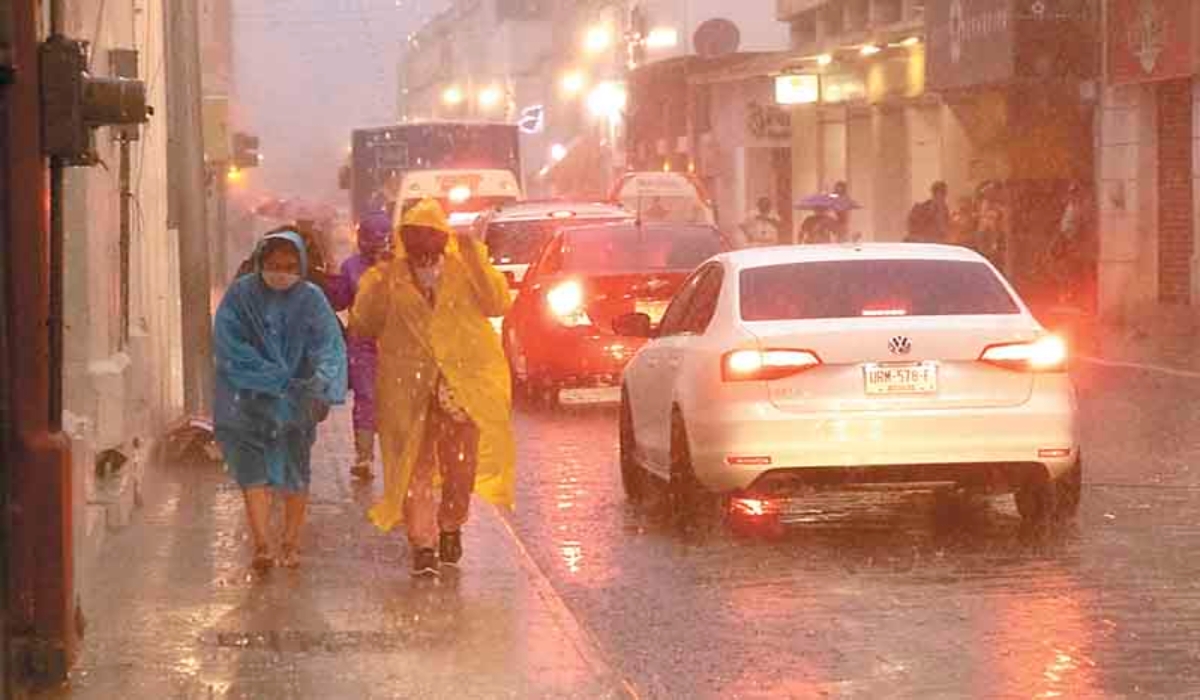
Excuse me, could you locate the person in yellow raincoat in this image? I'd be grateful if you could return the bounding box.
[349,198,515,576]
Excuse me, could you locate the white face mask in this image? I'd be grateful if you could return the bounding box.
[263,271,301,291]
[413,261,443,291]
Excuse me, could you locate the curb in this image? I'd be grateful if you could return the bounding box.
[487,503,640,700]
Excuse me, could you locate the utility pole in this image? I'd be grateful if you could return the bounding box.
[5,0,76,686]
[165,0,213,415]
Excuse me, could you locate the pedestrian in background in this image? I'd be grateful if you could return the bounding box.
[799,206,839,244]
[906,181,951,243]
[349,198,516,578]
[328,211,392,481]
[736,196,782,248]
[213,230,348,571]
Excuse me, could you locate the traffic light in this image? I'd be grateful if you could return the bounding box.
[232,132,261,169]
[40,36,151,165]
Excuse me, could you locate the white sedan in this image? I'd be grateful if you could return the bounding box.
[616,243,1080,529]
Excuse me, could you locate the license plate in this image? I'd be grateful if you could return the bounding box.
[636,300,670,324]
[863,363,938,395]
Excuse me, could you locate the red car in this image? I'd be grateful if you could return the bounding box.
[502,220,725,405]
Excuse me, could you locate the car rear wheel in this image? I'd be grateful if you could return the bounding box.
[619,389,647,505]
[669,412,720,532]
[1015,459,1082,524]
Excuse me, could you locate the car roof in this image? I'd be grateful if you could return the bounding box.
[488,201,634,222]
[719,243,992,270]
[559,220,719,236]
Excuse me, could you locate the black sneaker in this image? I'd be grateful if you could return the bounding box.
[439,530,463,566]
[411,547,440,577]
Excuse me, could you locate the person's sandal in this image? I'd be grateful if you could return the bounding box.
[252,544,274,572]
[280,543,301,569]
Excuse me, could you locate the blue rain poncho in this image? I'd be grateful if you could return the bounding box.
[213,231,348,492]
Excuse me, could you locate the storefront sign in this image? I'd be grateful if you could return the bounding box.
[1108,0,1192,85]
[746,101,792,140]
[926,0,1015,90]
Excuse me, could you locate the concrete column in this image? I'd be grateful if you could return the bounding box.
[846,105,875,240]
[789,105,820,243]
[870,104,911,242]
[1097,82,1158,322]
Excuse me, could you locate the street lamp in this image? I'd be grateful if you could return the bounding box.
[561,70,588,97]
[816,54,833,66]
[587,81,626,120]
[478,85,503,109]
[551,143,568,162]
[442,85,465,106]
[860,44,882,57]
[584,25,613,54]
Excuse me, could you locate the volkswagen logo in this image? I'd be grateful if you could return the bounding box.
[888,336,913,355]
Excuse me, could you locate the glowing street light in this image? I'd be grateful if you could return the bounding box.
[645,27,679,49]
[584,25,613,54]
[226,165,244,184]
[587,81,627,120]
[561,70,587,97]
[900,36,921,47]
[860,44,882,56]
[442,85,465,106]
[816,54,833,66]
[550,143,568,161]
[478,85,503,109]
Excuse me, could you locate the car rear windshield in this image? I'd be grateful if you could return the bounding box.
[739,259,1020,321]
[563,226,721,273]
[484,220,563,265]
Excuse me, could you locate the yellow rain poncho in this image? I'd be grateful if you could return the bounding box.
[349,199,515,532]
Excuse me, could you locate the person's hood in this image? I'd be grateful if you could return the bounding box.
[393,197,459,261]
[254,230,310,278]
[357,211,393,254]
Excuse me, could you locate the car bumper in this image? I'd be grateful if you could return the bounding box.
[532,332,645,387]
[687,378,1078,493]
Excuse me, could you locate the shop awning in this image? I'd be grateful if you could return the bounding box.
[686,51,810,86]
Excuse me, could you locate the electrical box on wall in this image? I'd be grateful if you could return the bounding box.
[40,37,151,165]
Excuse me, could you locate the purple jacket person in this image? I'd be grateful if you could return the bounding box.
[328,211,392,479]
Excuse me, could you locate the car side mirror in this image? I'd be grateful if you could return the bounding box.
[613,312,654,338]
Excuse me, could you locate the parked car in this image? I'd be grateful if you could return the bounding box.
[615,243,1080,531]
[502,220,724,405]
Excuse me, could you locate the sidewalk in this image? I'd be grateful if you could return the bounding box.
[1047,303,1200,375]
[38,409,628,700]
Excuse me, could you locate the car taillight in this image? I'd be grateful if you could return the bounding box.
[722,349,822,382]
[979,335,1067,372]
[546,280,592,327]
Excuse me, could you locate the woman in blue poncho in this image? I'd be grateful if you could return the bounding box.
[214,229,348,570]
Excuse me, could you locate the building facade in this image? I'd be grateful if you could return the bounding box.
[57,0,182,612]
[1097,0,1200,322]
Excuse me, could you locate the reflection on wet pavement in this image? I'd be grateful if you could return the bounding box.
[508,367,1200,698]
[43,411,625,700]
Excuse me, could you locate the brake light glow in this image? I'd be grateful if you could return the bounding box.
[979,335,1068,372]
[722,349,822,382]
[726,456,773,467]
[549,210,576,219]
[730,497,774,517]
[546,281,592,327]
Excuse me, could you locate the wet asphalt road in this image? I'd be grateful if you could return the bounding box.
[503,365,1200,699]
